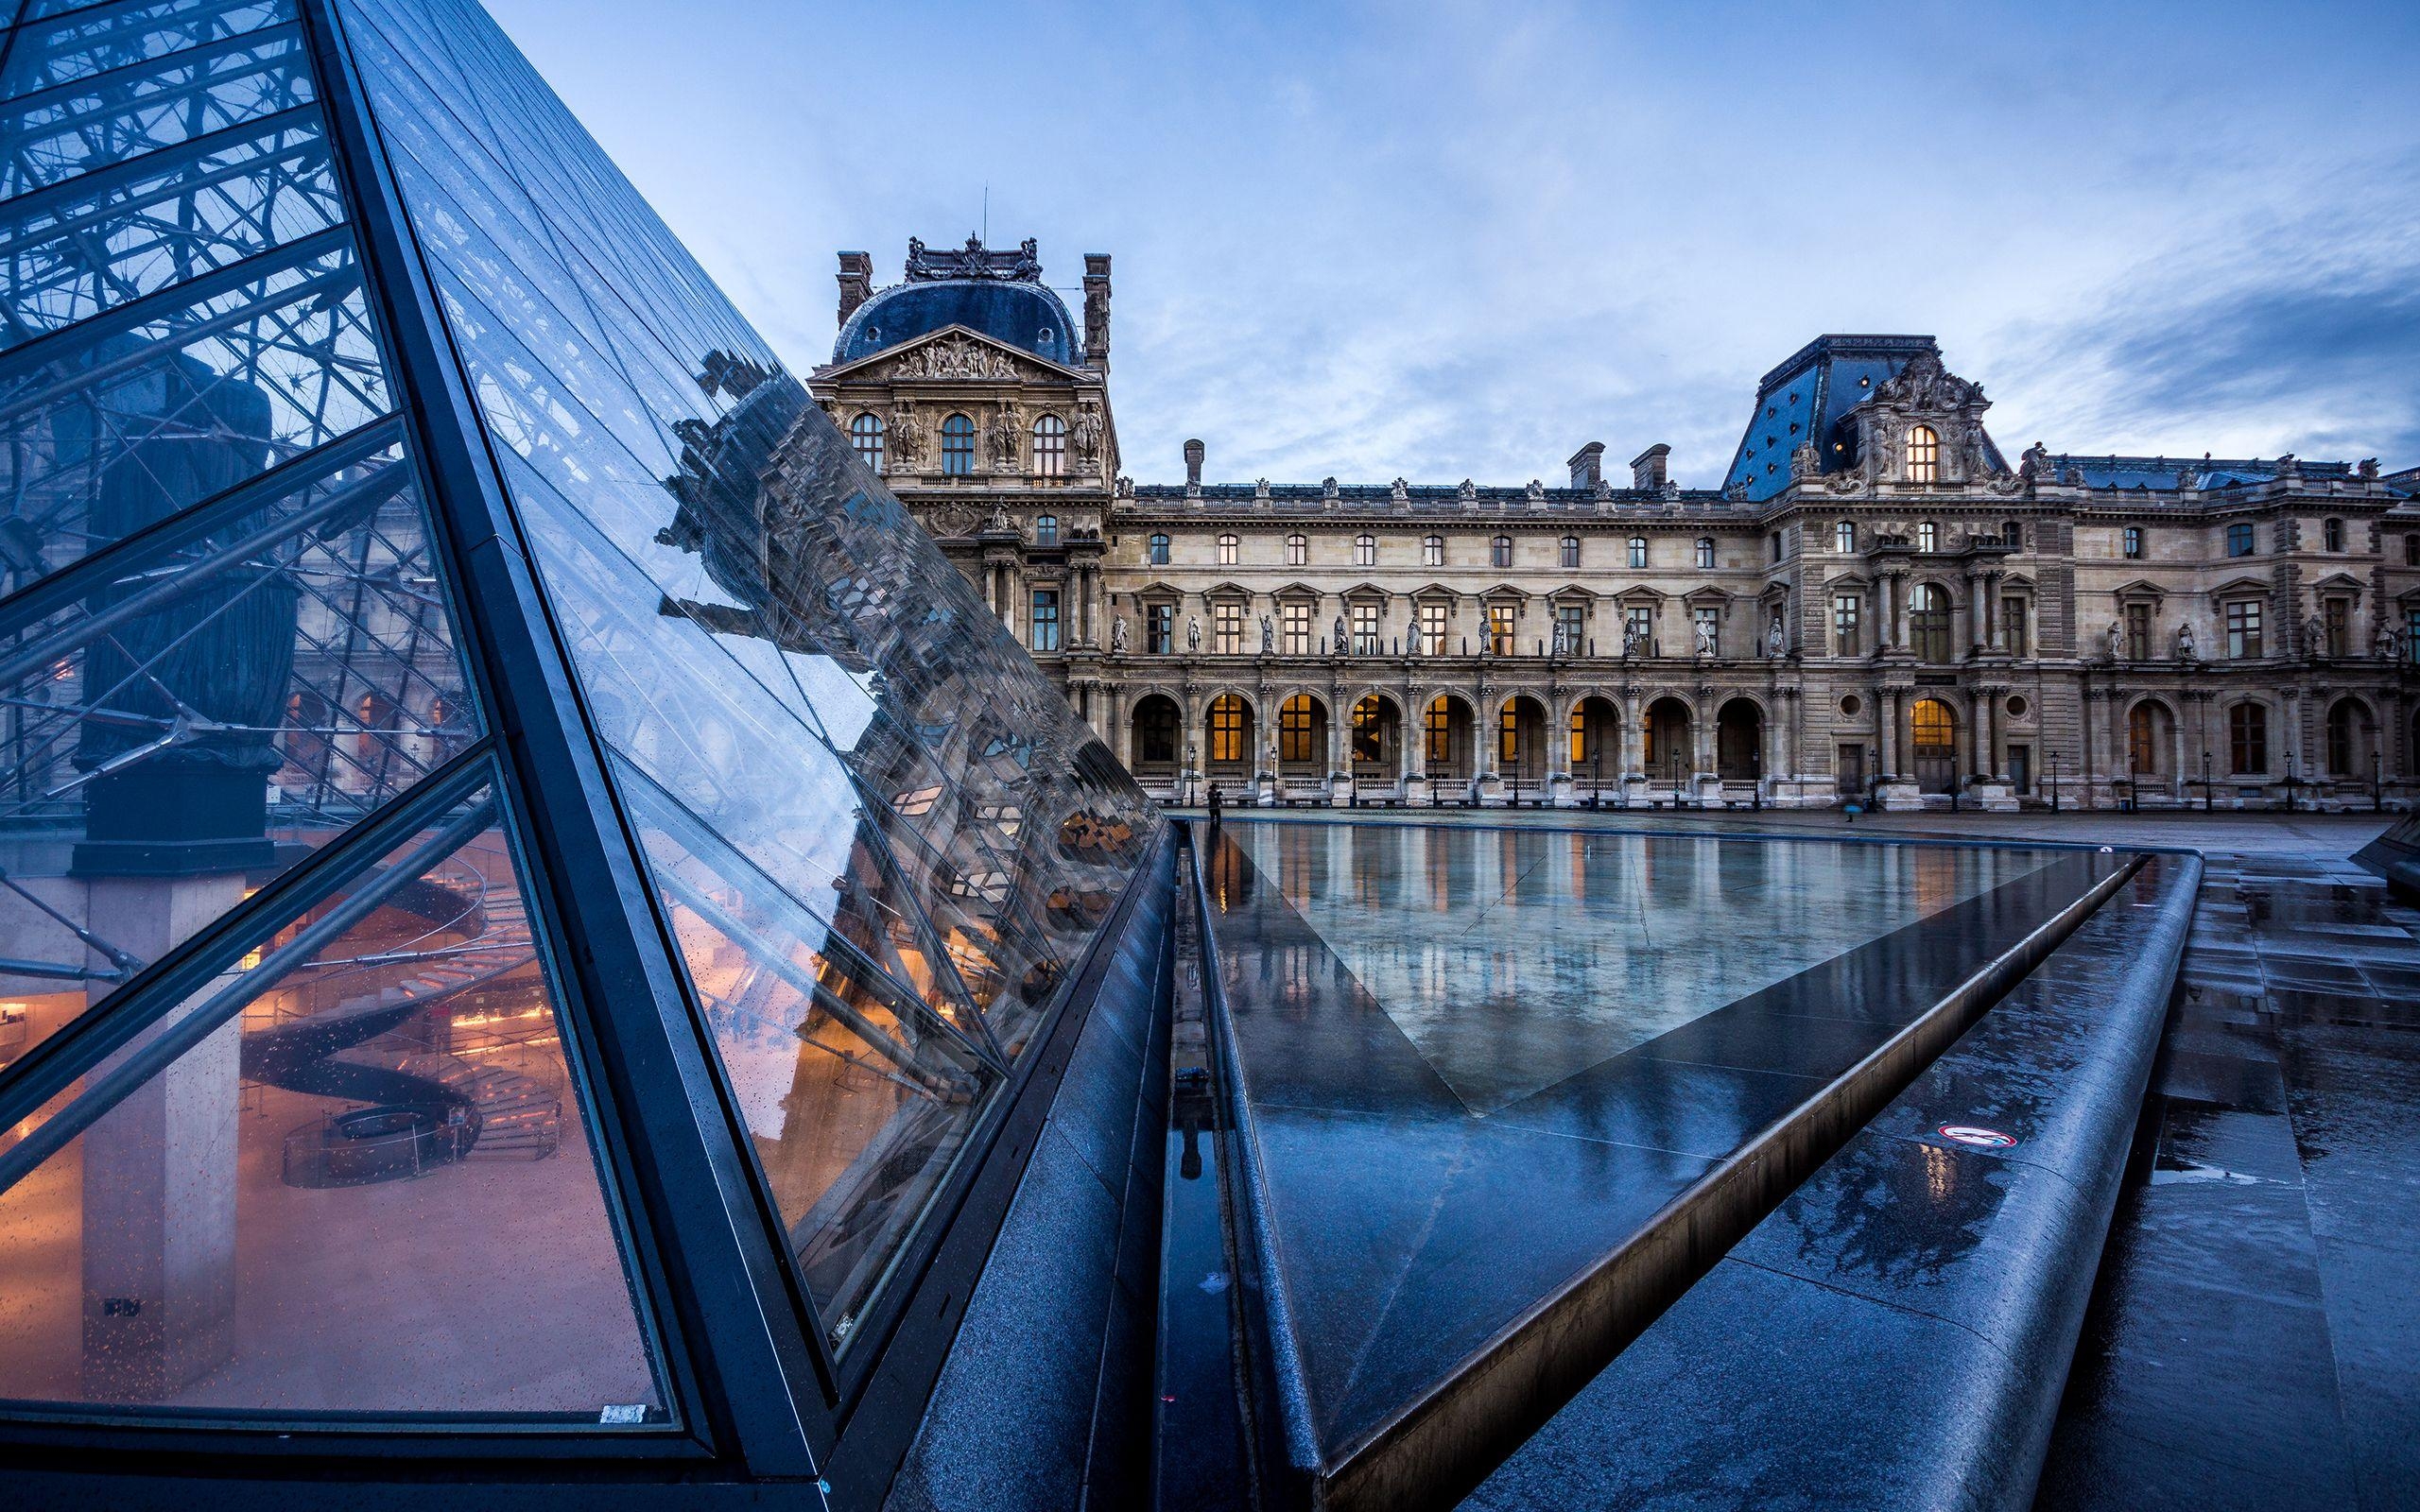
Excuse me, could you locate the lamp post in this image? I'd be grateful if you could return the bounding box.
[2048,750,2061,814]
[2201,749,2212,814]
[2374,748,2384,815]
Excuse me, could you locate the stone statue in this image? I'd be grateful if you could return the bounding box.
[2172,460,2199,490]
[2305,611,2326,659]
[1186,615,1201,653]
[2105,620,2124,661]
[1333,614,1347,651]
[2375,617,2394,660]
[2360,457,2381,480]
[1070,401,1103,469]
[1409,619,1425,657]
[1391,478,1409,507]
[984,502,1013,533]
[1695,617,1717,657]
[889,402,924,470]
[1259,613,1273,653]
[1622,617,1645,658]
[1767,612,1787,657]
[986,402,1022,469]
[2176,621,2196,662]
[1110,615,1129,653]
[1789,441,1822,482]
[1550,619,1568,657]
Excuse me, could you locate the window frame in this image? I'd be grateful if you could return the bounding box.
[1694,538,1715,570]
[1490,535,1512,569]
[941,412,975,475]
[1627,537,1648,569]
[1906,424,1939,483]
[1286,533,1307,567]
[1423,535,1444,568]
[1148,532,1169,565]
[1559,536,1581,569]
[1216,533,1238,567]
[1028,587,1061,651]
[1030,413,1066,478]
[1354,533,1376,568]
[849,411,885,473]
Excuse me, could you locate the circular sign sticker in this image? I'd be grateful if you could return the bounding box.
[1937,1124,2018,1149]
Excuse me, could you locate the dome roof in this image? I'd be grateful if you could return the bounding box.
[833,236,1083,368]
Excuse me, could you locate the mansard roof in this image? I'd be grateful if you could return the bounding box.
[2042,455,2355,491]
[1723,335,2009,504]
[1125,481,1734,512]
[834,236,1083,368]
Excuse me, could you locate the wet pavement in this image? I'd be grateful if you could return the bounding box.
[2035,850,2420,1512]
[1196,823,2113,1477]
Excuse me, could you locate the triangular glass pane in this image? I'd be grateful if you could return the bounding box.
[0,434,480,1066]
[0,771,667,1422]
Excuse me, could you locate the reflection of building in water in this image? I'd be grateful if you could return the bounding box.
[817,245,2420,813]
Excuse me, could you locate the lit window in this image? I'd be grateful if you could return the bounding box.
[1031,413,1066,477]
[1498,702,1522,765]
[1213,601,1242,653]
[2225,600,2262,659]
[941,412,975,474]
[1491,535,1512,568]
[1628,537,1648,569]
[1286,533,1306,566]
[1034,514,1057,547]
[1149,532,1169,565]
[2228,702,2267,775]
[1907,424,1939,483]
[1488,604,1515,654]
[1352,603,1380,653]
[1217,533,1238,566]
[1279,696,1317,763]
[2324,517,2344,552]
[1282,601,1310,653]
[1028,589,1060,652]
[1835,521,1856,553]
[1694,538,1715,569]
[1560,536,1580,568]
[1425,696,1454,765]
[1418,601,1447,655]
[1208,695,1248,765]
[2227,521,2255,557]
[2123,525,2143,558]
[1356,533,1376,567]
[1424,535,1444,567]
[850,412,885,472]
[1917,521,1938,552]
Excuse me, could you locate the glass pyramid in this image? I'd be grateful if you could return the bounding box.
[0,0,1155,1470]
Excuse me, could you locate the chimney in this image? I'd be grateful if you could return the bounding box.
[1083,253,1113,369]
[1184,438,1205,489]
[837,250,873,328]
[1630,443,1670,491]
[1567,442,1605,490]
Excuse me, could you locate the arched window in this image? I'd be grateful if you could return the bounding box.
[1424,535,1444,567]
[1217,533,1238,566]
[1910,583,1952,663]
[1560,536,1580,569]
[1133,697,1179,765]
[2123,525,2143,558]
[2229,702,2268,775]
[941,412,975,475]
[1278,695,1318,764]
[1907,424,1939,483]
[1355,533,1376,567]
[1694,538,1715,569]
[849,412,885,472]
[1148,532,1169,565]
[1628,537,1648,569]
[1491,535,1512,568]
[1286,533,1307,566]
[2324,517,2344,552]
[1917,521,1939,553]
[1835,520,1856,553]
[1207,695,1248,765]
[1033,514,1058,547]
[1031,413,1066,477]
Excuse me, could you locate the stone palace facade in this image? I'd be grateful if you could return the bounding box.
[809,236,2420,811]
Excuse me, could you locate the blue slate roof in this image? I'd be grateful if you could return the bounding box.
[835,278,1081,367]
[1723,335,2007,503]
[2040,455,2353,491]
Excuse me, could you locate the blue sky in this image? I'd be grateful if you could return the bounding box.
[487,0,2420,489]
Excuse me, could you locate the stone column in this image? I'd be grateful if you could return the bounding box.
[1983,572,2002,649]
[1620,689,1642,779]
[1965,571,1985,655]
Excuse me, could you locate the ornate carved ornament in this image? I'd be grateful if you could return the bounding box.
[905,233,1043,284]
[878,332,1028,383]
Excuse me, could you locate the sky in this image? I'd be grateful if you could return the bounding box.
[485,0,2420,490]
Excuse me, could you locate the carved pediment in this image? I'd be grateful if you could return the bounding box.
[824,324,1082,386]
[2111,578,2166,602]
[2309,570,2367,593]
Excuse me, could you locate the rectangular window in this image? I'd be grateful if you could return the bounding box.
[1628,538,1648,569]
[2325,599,2348,659]
[2124,603,2151,662]
[1034,515,1058,547]
[2122,525,2143,558]
[1213,601,1242,654]
[1555,602,1585,654]
[1355,536,1377,567]
[1351,603,1380,655]
[1425,536,1444,567]
[1561,537,1581,569]
[1218,534,1238,566]
[2225,600,2262,660]
[1626,604,1653,654]
[2002,597,2030,658]
[1487,605,1515,655]
[1693,606,1720,656]
[1426,699,1452,765]
[2227,521,2255,557]
[1282,601,1310,655]
[1917,522,1938,552]
[1832,593,1861,656]
[1279,699,1316,763]
[1419,602,1448,656]
[1028,589,1060,652]
[1147,602,1173,654]
[1835,521,1856,553]
[1287,535,1306,566]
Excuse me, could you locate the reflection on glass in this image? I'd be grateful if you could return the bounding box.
[0,776,666,1420]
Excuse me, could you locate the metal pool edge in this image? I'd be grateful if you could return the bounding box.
[1308,848,2151,1512]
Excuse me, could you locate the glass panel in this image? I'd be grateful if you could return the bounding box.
[0,437,479,1064]
[617,763,1000,1350]
[0,1,311,200]
[0,235,391,587]
[0,776,667,1422]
